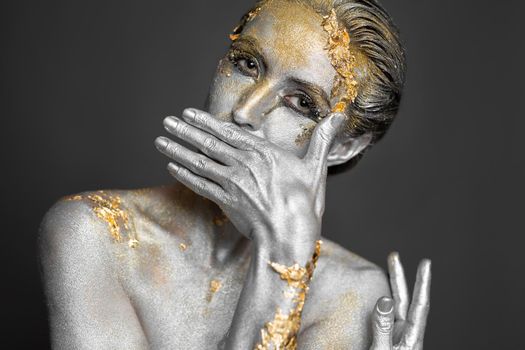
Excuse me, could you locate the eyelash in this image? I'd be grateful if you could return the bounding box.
[284,94,322,121]
[227,49,322,121]
[228,49,259,78]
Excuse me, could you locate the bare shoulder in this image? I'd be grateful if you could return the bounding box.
[39,190,116,261]
[314,238,389,295]
[39,184,204,251]
[299,239,390,350]
[38,188,165,349]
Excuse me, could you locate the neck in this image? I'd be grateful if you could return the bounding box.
[208,206,251,267]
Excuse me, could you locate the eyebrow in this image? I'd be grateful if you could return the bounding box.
[231,35,262,55]
[232,35,331,112]
[289,77,331,110]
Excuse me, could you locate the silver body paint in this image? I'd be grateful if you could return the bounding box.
[39,1,430,349]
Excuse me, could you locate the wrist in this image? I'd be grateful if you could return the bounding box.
[252,226,321,266]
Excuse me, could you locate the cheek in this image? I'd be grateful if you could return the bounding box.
[207,59,252,122]
[262,108,316,157]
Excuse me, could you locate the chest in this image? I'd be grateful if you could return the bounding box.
[114,237,248,349]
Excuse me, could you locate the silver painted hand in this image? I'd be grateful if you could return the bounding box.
[156,107,345,258]
[370,253,431,350]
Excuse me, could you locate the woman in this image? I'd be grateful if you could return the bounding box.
[39,0,431,349]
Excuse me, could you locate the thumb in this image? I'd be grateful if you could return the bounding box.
[370,297,395,350]
[305,112,346,164]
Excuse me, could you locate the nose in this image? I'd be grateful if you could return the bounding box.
[233,80,277,131]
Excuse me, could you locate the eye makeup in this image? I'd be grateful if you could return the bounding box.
[227,36,332,122]
[285,78,331,122]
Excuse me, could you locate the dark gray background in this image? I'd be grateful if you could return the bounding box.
[1,0,523,348]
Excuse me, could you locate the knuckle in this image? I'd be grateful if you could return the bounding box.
[223,123,239,139]
[194,111,208,126]
[194,157,207,171]
[258,148,275,163]
[175,122,190,138]
[203,137,217,151]
[317,128,331,144]
[375,315,393,334]
[194,179,206,193]
[165,142,179,156]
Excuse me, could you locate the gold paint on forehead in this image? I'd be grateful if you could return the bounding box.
[66,192,139,248]
[230,0,327,69]
[179,242,188,252]
[255,240,322,350]
[264,1,326,68]
[322,9,359,113]
[206,279,222,302]
[295,123,316,146]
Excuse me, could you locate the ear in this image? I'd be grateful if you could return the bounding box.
[326,132,373,167]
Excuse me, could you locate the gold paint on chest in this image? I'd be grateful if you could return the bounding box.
[206,279,222,302]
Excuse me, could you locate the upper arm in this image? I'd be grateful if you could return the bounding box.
[39,198,148,350]
[298,263,391,350]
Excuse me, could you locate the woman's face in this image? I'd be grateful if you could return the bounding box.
[206,0,338,157]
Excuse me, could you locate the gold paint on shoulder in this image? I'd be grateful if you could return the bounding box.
[64,194,83,201]
[69,191,140,248]
[255,241,322,350]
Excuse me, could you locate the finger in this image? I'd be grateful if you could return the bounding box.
[370,297,395,350]
[304,113,345,166]
[155,136,229,186]
[388,252,410,320]
[180,108,263,150]
[163,116,240,165]
[404,259,431,347]
[166,162,230,206]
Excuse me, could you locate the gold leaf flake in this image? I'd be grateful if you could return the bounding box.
[322,9,359,113]
[255,241,322,349]
[69,192,139,248]
[207,279,222,302]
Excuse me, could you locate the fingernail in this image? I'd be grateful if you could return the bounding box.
[167,162,180,173]
[183,108,196,119]
[154,137,168,150]
[378,297,394,314]
[164,115,177,125]
[330,113,345,127]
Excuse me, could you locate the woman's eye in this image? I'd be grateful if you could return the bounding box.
[284,95,320,120]
[228,51,259,78]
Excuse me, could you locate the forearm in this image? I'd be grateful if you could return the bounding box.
[222,227,321,349]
